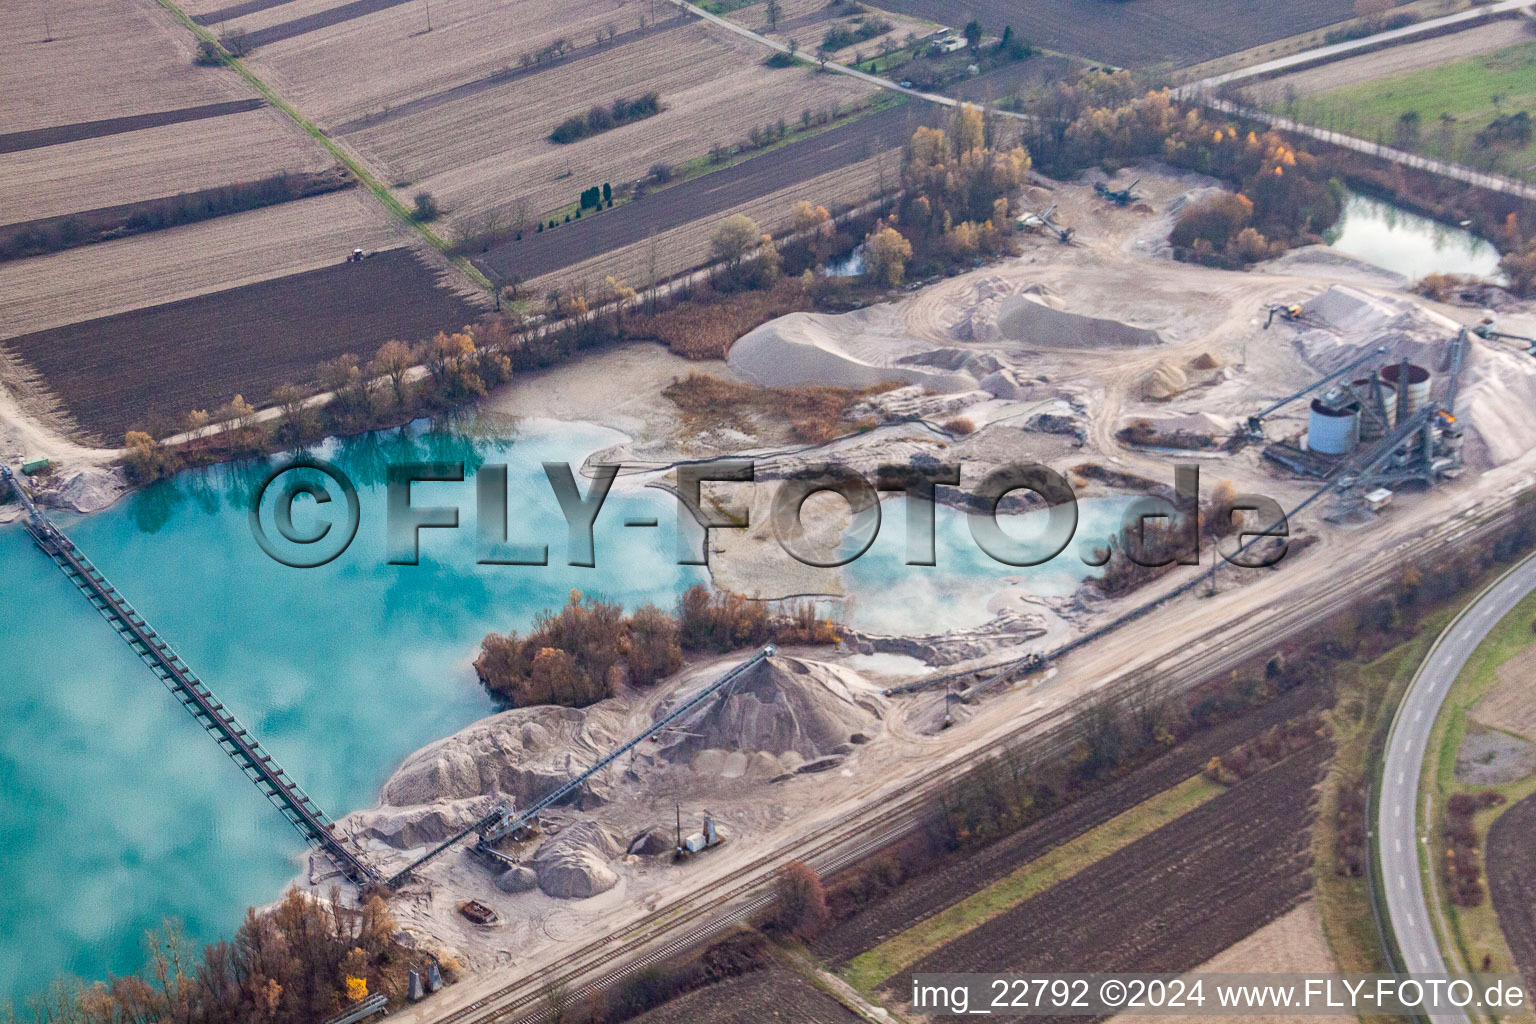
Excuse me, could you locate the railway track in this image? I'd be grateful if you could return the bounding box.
[417,486,1530,1024]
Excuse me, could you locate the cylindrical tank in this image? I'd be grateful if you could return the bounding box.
[1351,376,1396,440]
[1307,397,1360,455]
[1381,362,1430,419]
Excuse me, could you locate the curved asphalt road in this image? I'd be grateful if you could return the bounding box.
[1379,549,1536,1019]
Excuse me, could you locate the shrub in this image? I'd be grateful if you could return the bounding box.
[412,191,440,222]
[942,417,975,435]
[770,861,830,939]
[549,92,662,143]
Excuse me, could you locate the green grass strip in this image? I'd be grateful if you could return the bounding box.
[842,773,1226,993]
[152,0,492,290]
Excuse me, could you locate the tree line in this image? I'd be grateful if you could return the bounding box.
[474,586,838,707]
[3,890,428,1024]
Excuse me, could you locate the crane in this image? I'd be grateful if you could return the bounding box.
[379,645,777,890]
[1242,344,1390,441]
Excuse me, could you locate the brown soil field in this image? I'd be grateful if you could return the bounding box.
[1471,644,1536,741]
[343,22,872,223]
[880,0,1385,67]
[0,248,480,440]
[890,744,1328,1022]
[1487,793,1536,1000]
[1105,900,1339,1024]
[0,0,259,134]
[0,108,332,226]
[817,683,1328,962]
[731,0,936,62]
[0,99,266,155]
[233,0,679,126]
[329,18,679,136]
[190,0,303,23]
[477,99,933,286]
[527,152,892,293]
[1248,19,1536,103]
[0,190,408,341]
[627,966,863,1024]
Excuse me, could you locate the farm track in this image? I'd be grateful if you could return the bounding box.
[897,742,1329,1022]
[244,0,417,48]
[880,0,1366,68]
[0,248,476,439]
[1483,792,1536,994]
[416,490,1530,1024]
[331,18,686,136]
[474,102,928,283]
[0,99,264,155]
[815,681,1329,962]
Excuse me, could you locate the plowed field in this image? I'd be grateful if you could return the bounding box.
[1487,793,1536,1001]
[890,744,1327,1022]
[818,683,1328,962]
[1,248,479,440]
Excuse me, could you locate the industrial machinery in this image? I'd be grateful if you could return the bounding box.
[1018,204,1074,243]
[674,807,725,859]
[380,646,777,890]
[1472,318,1536,356]
[1242,344,1389,443]
[1094,177,1140,205]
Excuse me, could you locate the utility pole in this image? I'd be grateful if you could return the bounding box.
[423,0,431,31]
[41,0,52,41]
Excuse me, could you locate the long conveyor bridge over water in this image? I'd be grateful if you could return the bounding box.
[2,466,378,884]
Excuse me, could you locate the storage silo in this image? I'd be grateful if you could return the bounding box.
[1351,375,1395,441]
[1307,396,1360,455]
[1381,362,1430,420]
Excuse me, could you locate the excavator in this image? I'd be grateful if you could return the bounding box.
[1472,317,1536,357]
[1094,177,1140,205]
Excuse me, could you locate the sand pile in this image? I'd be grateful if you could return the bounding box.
[1143,360,1188,399]
[994,295,1162,350]
[348,796,501,851]
[347,704,626,849]
[655,656,883,765]
[965,280,1063,342]
[494,866,539,894]
[1130,411,1235,437]
[728,307,972,391]
[532,822,623,899]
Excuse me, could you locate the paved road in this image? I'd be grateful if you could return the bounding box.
[1187,0,1532,90]
[1379,549,1536,1019]
[473,101,936,284]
